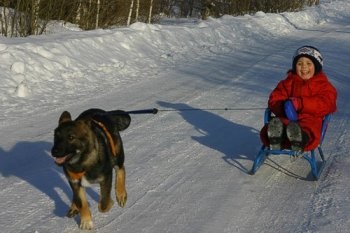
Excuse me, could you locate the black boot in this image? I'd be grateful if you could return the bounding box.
[267,117,284,150]
[286,122,309,151]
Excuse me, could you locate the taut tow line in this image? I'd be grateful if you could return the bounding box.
[120,107,265,115]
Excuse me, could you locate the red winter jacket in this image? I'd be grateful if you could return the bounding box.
[260,71,337,151]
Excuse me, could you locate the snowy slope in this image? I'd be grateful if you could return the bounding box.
[1,1,350,232]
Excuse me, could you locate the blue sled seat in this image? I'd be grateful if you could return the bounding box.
[250,108,331,180]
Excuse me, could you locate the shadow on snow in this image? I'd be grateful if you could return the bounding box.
[0,141,99,217]
[157,101,260,174]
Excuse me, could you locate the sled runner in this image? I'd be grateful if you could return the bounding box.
[250,108,331,180]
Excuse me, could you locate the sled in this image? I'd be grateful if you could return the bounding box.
[250,108,331,180]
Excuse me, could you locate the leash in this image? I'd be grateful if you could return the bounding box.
[126,108,159,114]
[121,107,265,115]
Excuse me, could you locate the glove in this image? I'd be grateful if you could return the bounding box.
[284,99,298,122]
[289,97,302,111]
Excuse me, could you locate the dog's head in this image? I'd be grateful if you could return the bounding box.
[51,111,96,166]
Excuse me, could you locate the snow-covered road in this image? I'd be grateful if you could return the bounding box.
[1,2,350,232]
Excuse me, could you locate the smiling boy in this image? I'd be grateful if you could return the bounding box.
[260,46,337,151]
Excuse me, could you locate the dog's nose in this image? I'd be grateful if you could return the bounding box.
[51,147,60,156]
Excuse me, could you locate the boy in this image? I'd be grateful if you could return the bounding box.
[260,46,337,151]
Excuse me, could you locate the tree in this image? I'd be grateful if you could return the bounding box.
[127,0,134,26]
[135,0,140,22]
[31,0,41,35]
[148,0,153,23]
[95,0,100,29]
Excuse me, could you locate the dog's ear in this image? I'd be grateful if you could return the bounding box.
[59,111,72,125]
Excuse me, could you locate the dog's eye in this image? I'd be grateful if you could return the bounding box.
[69,135,75,141]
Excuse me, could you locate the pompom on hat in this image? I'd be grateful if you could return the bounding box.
[292,46,323,74]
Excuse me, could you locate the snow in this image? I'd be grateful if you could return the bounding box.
[1,1,350,232]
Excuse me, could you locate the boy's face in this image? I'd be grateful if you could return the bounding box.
[296,57,315,80]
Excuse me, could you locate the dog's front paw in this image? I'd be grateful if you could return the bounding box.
[98,197,114,213]
[66,207,79,218]
[80,219,94,230]
[116,191,127,207]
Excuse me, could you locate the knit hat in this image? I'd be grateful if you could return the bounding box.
[292,46,323,74]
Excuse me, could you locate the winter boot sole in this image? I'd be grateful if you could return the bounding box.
[267,118,284,150]
[286,122,303,151]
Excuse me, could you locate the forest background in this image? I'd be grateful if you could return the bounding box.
[1,0,319,37]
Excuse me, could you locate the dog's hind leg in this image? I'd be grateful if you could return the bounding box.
[98,173,114,213]
[115,165,127,207]
[66,202,79,218]
[66,181,81,218]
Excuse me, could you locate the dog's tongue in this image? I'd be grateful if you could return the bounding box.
[55,155,68,164]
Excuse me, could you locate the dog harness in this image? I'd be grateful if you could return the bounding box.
[92,119,117,156]
[67,170,85,180]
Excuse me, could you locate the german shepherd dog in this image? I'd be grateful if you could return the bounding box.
[51,108,131,230]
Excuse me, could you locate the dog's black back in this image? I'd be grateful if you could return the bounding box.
[77,108,131,169]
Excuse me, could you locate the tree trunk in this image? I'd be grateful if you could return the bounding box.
[135,0,140,22]
[127,0,134,26]
[76,0,82,23]
[148,0,153,24]
[32,0,41,35]
[95,0,100,29]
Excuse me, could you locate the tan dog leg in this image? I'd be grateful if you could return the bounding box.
[98,176,114,213]
[78,187,93,230]
[115,165,127,207]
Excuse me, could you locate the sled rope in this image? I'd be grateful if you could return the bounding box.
[157,107,266,112]
[125,107,266,115]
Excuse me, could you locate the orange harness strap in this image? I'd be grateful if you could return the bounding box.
[67,170,85,180]
[92,119,117,156]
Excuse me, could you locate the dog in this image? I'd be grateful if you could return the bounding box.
[51,108,131,230]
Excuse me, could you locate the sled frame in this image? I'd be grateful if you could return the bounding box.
[250,108,331,180]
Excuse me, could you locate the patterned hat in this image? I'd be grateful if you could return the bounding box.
[292,46,323,74]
